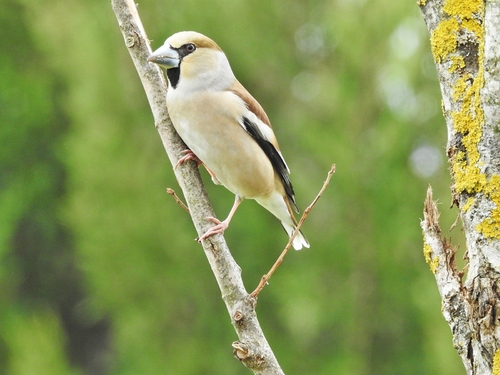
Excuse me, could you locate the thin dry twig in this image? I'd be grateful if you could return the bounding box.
[251,164,336,298]
[449,212,460,232]
[166,188,190,213]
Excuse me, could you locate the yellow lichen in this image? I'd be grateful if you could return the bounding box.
[443,0,484,20]
[430,0,499,241]
[451,144,486,194]
[430,257,439,274]
[430,18,459,63]
[476,175,500,238]
[462,197,475,212]
[423,242,439,274]
[461,17,484,36]
[452,76,473,103]
[449,55,465,72]
[493,349,500,375]
[423,242,432,263]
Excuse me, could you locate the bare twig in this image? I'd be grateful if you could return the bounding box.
[251,164,336,298]
[449,212,460,232]
[166,188,189,213]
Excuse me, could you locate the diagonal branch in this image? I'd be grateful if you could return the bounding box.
[111,1,285,373]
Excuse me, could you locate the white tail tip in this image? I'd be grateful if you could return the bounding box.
[281,222,310,250]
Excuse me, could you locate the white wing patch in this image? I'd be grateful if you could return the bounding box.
[239,110,291,173]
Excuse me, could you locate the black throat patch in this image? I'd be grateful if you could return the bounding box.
[167,67,181,89]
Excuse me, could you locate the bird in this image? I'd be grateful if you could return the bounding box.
[148,31,309,250]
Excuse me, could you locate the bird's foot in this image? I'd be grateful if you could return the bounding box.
[197,217,229,242]
[175,150,220,185]
[175,150,202,169]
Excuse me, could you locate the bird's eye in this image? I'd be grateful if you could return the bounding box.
[185,43,196,53]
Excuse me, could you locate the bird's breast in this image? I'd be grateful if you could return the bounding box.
[167,91,276,199]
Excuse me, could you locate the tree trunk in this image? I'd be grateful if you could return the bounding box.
[419,0,500,374]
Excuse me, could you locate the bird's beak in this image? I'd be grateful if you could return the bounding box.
[148,45,180,68]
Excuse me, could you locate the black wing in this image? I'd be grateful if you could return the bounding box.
[242,117,299,213]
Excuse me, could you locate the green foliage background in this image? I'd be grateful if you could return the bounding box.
[1,0,466,373]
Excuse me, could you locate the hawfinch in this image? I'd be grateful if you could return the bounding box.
[148,31,309,250]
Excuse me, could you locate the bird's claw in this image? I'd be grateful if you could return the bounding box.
[175,150,221,185]
[175,150,202,169]
[196,217,229,242]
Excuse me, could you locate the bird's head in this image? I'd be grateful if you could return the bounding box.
[148,31,234,91]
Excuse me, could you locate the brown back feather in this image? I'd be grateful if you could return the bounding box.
[230,80,272,128]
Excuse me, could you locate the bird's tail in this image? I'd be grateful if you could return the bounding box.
[281,222,310,250]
